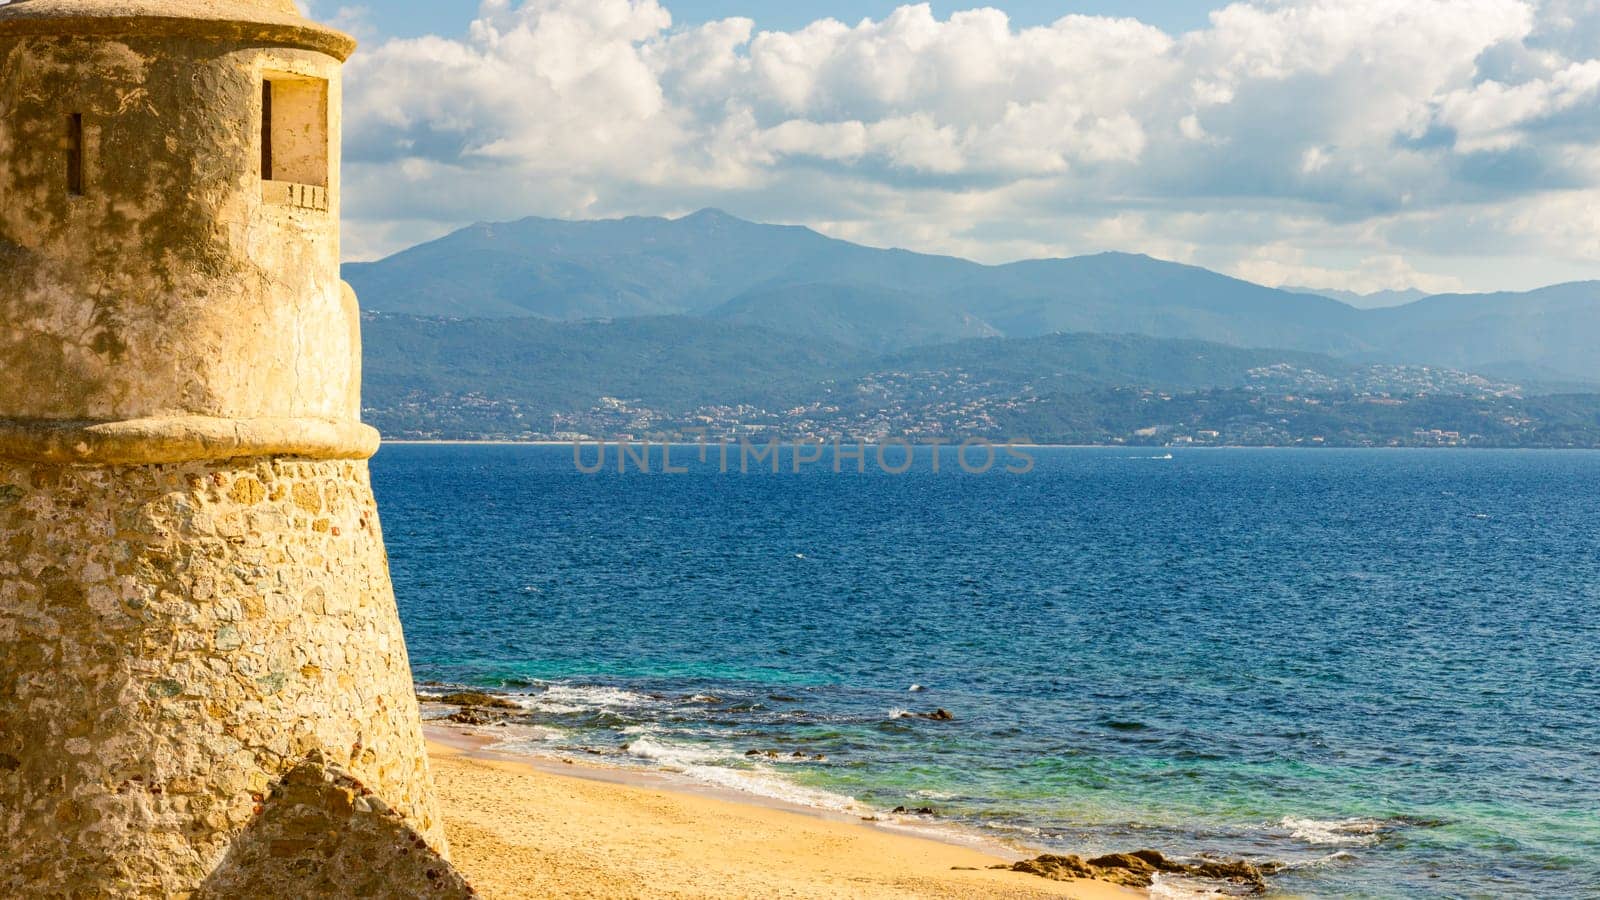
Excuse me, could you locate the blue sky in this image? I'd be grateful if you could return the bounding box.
[326,1,1600,293]
[356,1,1220,41]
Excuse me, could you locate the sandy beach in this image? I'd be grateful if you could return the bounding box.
[425,730,1142,899]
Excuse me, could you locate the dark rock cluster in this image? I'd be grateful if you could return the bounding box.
[435,691,520,710]
[897,709,955,721]
[998,848,1278,893]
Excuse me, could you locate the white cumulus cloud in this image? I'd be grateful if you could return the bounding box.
[337,0,1600,291]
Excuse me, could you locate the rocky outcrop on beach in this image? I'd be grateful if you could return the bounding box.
[427,690,521,725]
[446,708,507,726]
[999,848,1276,892]
[435,691,520,710]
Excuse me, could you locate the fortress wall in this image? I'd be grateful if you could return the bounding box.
[0,455,443,896]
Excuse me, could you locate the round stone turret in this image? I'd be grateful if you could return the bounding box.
[0,0,364,460]
[0,3,459,895]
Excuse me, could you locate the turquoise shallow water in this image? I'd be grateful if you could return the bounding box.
[372,445,1600,898]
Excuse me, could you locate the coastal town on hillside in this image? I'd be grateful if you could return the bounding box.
[366,364,1599,449]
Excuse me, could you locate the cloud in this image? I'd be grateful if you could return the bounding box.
[337,0,1600,291]
[296,2,378,42]
[1234,246,1468,294]
[1435,59,1600,151]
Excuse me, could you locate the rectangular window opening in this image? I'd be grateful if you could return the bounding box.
[67,113,83,196]
[260,73,328,192]
[260,82,273,181]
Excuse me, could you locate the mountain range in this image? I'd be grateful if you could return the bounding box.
[345,209,1600,385]
[1289,286,1429,309]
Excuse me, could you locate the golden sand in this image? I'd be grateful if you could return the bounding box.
[427,735,1140,899]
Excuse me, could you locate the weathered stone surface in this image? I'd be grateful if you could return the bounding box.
[0,416,382,466]
[0,1,357,61]
[0,457,448,895]
[0,2,454,895]
[0,15,360,428]
[196,753,474,899]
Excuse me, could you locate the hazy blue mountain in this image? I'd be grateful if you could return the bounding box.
[1289,286,1428,309]
[876,331,1354,394]
[950,253,1370,356]
[345,211,1364,354]
[362,313,861,416]
[345,210,1600,378]
[1360,282,1600,383]
[344,209,973,319]
[707,283,1001,352]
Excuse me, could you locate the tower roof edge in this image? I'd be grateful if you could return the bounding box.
[0,0,356,60]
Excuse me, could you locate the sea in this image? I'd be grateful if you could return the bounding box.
[371,444,1600,898]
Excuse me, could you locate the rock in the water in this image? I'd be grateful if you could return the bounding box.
[445,708,505,726]
[436,691,519,710]
[1002,854,1094,881]
[1190,857,1272,884]
[897,708,955,721]
[1005,849,1270,892]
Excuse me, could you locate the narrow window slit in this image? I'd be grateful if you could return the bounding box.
[260,81,274,181]
[66,113,83,196]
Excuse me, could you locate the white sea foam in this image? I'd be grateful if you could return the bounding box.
[622,737,867,814]
[488,683,663,715]
[514,697,586,714]
[1282,850,1358,869]
[1281,816,1385,846]
[420,682,655,715]
[544,684,653,706]
[623,736,728,767]
[466,721,566,751]
[1149,874,1227,899]
[689,764,864,813]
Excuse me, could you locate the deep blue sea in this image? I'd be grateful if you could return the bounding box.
[372,445,1600,898]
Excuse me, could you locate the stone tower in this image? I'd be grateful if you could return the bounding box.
[0,1,458,894]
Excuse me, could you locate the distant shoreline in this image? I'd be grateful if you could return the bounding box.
[379,439,1593,451]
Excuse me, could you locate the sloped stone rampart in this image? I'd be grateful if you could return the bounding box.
[0,457,446,896]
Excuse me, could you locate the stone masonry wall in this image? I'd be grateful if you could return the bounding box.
[0,456,444,896]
